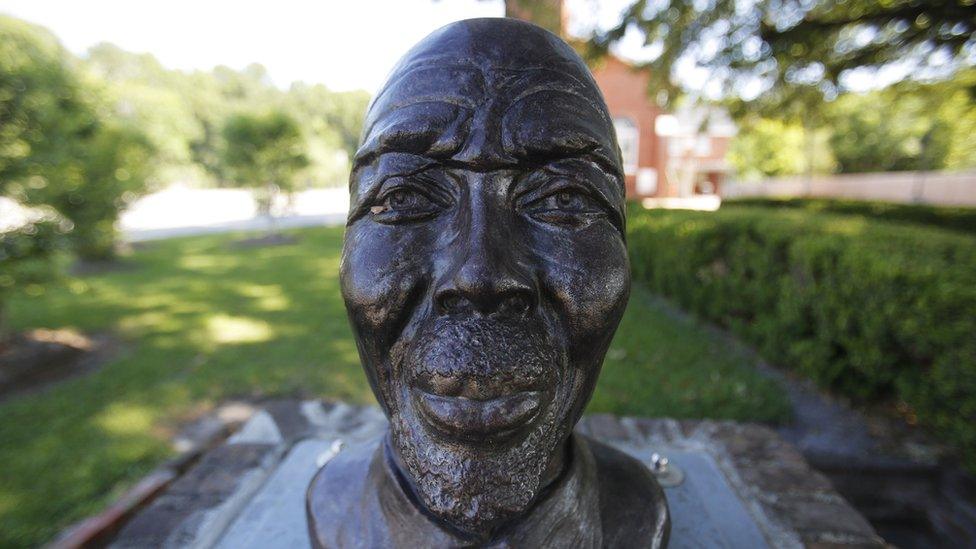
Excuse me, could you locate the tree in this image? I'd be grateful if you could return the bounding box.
[825,89,950,173]
[0,16,83,319]
[0,15,96,197]
[2,16,158,261]
[729,117,834,180]
[83,43,203,184]
[587,0,976,108]
[0,220,67,343]
[283,83,370,187]
[220,110,308,221]
[26,123,155,259]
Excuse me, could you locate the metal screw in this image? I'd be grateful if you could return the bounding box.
[649,452,684,487]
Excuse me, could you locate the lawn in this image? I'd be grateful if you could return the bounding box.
[0,226,789,547]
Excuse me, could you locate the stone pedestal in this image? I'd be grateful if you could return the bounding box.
[110,400,884,548]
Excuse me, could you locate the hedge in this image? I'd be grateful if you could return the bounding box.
[722,197,976,235]
[0,220,67,338]
[627,205,976,470]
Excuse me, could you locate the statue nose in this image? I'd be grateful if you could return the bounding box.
[435,274,535,317]
[434,226,536,318]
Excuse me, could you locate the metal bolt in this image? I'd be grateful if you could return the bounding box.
[649,451,684,487]
[651,453,669,473]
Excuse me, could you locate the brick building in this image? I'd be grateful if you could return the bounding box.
[592,56,735,199]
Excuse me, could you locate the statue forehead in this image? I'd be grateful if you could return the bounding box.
[355,18,621,176]
[368,18,603,115]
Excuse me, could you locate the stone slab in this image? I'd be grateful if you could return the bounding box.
[111,401,885,548]
[621,446,771,549]
[111,443,281,549]
[215,439,341,549]
[214,438,772,549]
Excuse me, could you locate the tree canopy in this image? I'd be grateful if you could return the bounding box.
[80,46,370,188]
[0,15,96,195]
[220,110,308,216]
[1,16,155,260]
[588,0,976,108]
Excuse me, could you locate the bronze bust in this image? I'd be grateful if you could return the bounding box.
[307,17,669,548]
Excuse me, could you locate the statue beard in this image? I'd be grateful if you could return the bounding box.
[384,316,572,539]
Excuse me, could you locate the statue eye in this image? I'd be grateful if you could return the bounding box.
[387,189,422,210]
[370,186,440,223]
[555,190,584,209]
[524,185,605,227]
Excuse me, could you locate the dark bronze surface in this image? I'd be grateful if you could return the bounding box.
[307,17,669,548]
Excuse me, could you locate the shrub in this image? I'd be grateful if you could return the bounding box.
[627,205,976,470]
[56,123,155,260]
[722,197,976,235]
[0,220,67,339]
[1,16,156,261]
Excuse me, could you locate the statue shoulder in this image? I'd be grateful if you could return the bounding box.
[584,436,671,549]
[306,439,383,549]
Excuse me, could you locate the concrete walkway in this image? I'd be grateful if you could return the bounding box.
[120,186,349,242]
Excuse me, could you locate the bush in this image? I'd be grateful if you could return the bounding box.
[722,197,976,235]
[627,205,976,469]
[0,220,67,339]
[1,16,156,261]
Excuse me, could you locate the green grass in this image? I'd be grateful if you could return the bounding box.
[0,226,788,547]
[590,289,790,421]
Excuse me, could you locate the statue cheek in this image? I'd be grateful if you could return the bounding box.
[540,233,630,350]
[339,226,429,342]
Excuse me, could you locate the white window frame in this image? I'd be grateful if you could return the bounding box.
[613,117,639,176]
[694,135,712,156]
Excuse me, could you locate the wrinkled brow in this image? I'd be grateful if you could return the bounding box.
[353,101,474,171]
[500,90,621,179]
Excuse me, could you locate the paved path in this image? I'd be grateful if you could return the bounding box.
[120,187,348,242]
[124,213,347,242]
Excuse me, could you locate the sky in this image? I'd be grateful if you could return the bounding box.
[0,0,650,94]
[0,0,895,98]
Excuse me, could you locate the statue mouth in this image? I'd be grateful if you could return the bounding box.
[412,387,547,443]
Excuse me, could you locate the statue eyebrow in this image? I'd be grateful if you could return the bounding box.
[347,155,440,224]
[504,135,620,178]
[353,102,473,171]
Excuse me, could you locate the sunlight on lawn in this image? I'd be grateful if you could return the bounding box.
[206,314,275,344]
[95,402,155,435]
[236,283,291,311]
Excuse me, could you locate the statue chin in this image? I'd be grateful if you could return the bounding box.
[388,392,568,539]
[387,316,572,539]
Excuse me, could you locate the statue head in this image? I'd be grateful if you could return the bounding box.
[339,17,630,539]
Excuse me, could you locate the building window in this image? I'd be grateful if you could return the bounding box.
[613,117,639,175]
[694,136,712,156]
[636,168,657,196]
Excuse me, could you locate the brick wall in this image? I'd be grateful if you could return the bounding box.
[590,57,666,198]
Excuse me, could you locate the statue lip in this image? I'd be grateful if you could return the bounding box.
[412,388,546,443]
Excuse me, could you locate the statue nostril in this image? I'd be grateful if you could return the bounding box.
[498,293,532,317]
[436,288,534,317]
[439,293,469,315]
